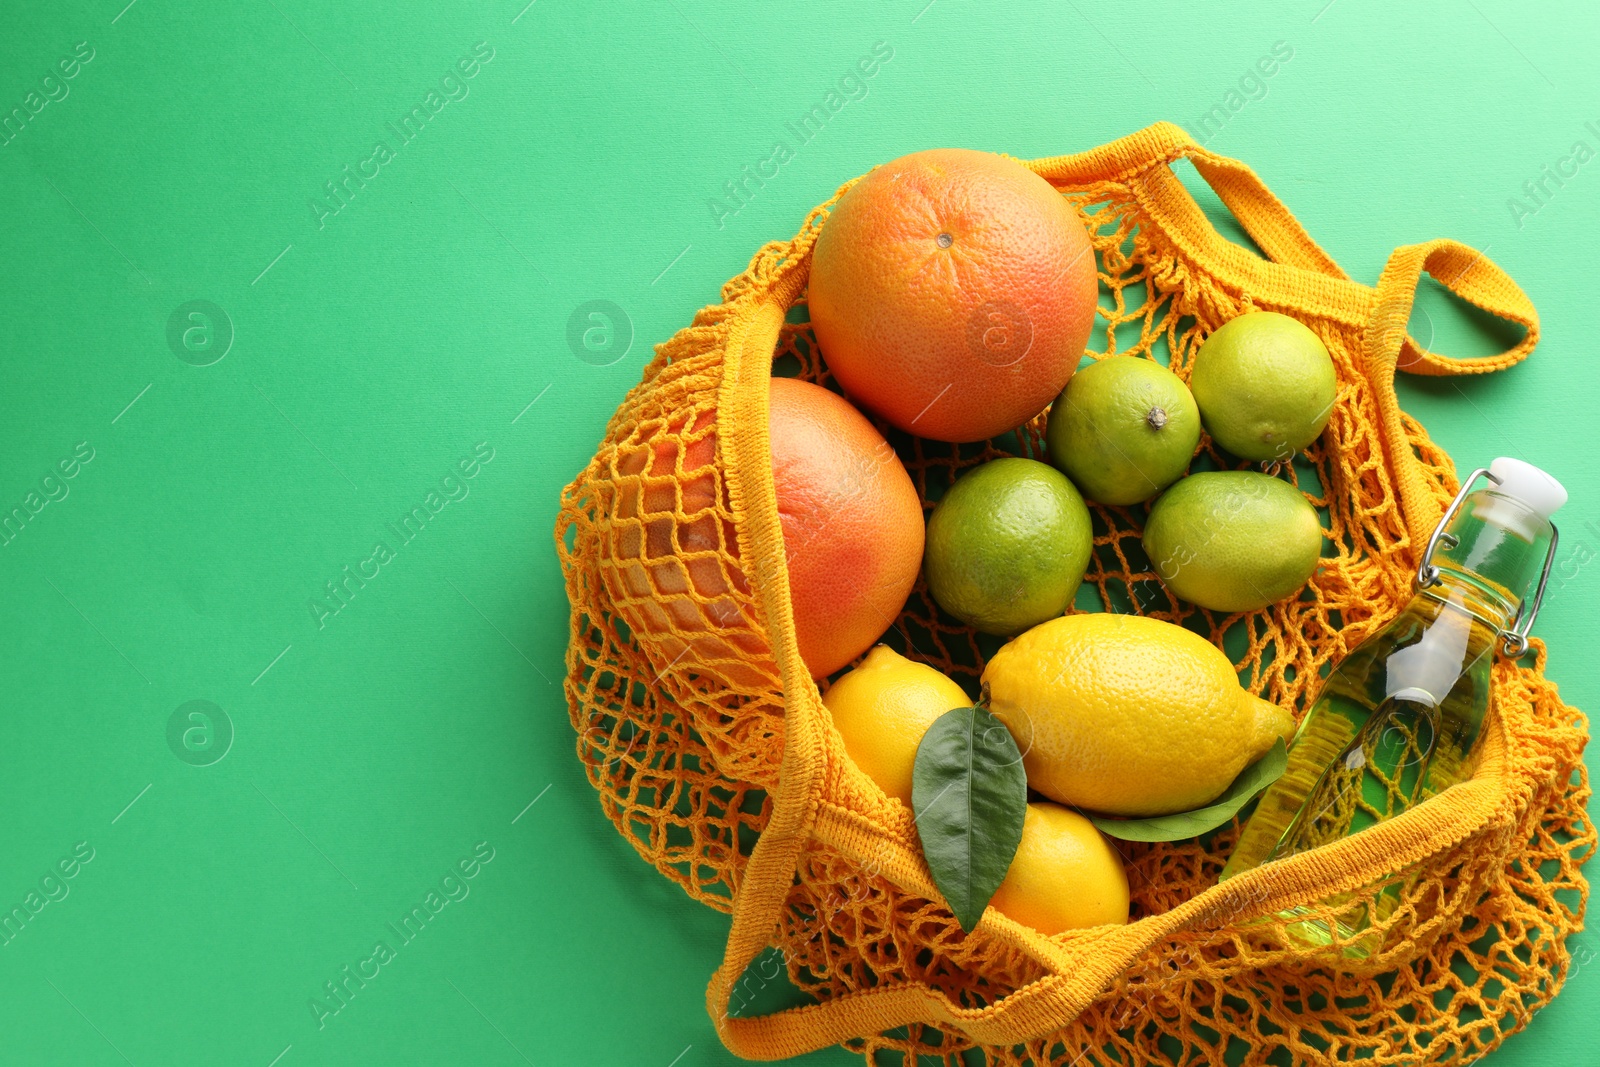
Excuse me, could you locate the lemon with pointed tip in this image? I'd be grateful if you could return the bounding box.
[983,613,1293,817]
[823,645,970,806]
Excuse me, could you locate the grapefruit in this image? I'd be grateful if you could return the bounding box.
[607,406,764,686]
[769,377,924,676]
[807,148,1099,443]
[606,378,923,681]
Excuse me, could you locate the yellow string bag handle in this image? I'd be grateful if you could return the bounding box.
[1363,238,1540,545]
[557,122,1590,1067]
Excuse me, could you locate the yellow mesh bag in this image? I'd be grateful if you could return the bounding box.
[555,122,1593,1065]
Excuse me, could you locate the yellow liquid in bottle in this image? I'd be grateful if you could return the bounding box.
[1221,583,1510,955]
[1220,485,1551,954]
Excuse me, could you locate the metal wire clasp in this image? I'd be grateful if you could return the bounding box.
[1414,467,1561,657]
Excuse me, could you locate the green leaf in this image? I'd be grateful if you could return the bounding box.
[911,706,1028,932]
[1089,738,1288,843]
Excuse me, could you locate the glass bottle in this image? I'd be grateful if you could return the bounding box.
[1220,458,1565,952]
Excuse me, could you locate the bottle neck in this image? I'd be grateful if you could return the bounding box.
[1429,488,1552,633]
[1419,575,1518,633]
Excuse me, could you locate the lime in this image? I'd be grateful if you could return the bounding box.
[1189,312,1336,462]
[1045,356,1201,505]
[1142,471,1321,613]
[924,458,1092,636]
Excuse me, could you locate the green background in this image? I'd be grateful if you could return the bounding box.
[1,0,1595,1064]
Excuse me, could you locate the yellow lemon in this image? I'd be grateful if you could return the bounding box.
[983,613,1292,817]
[823,645,971,805]
[989,803,1129,934]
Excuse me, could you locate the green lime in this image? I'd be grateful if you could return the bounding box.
[924,458,1092,636]
[1143,471,1321,613]
[1045,356,1201,505]
[1189,312,1336,462]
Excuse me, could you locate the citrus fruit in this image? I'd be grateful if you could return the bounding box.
[807,148,1098,443]
[607,378,923,682]
[1045,355,1201,505]
[983,613,1293,816]
[823,645,970,806]
[1143,470,1322,614]
[769,377,924,677]
[607,407,769,686]
[1189,311,1336,462]
[923,458,1092,636]
[988,802,1129,934]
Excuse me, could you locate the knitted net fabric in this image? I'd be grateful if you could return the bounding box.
[555,123,1591,1066]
